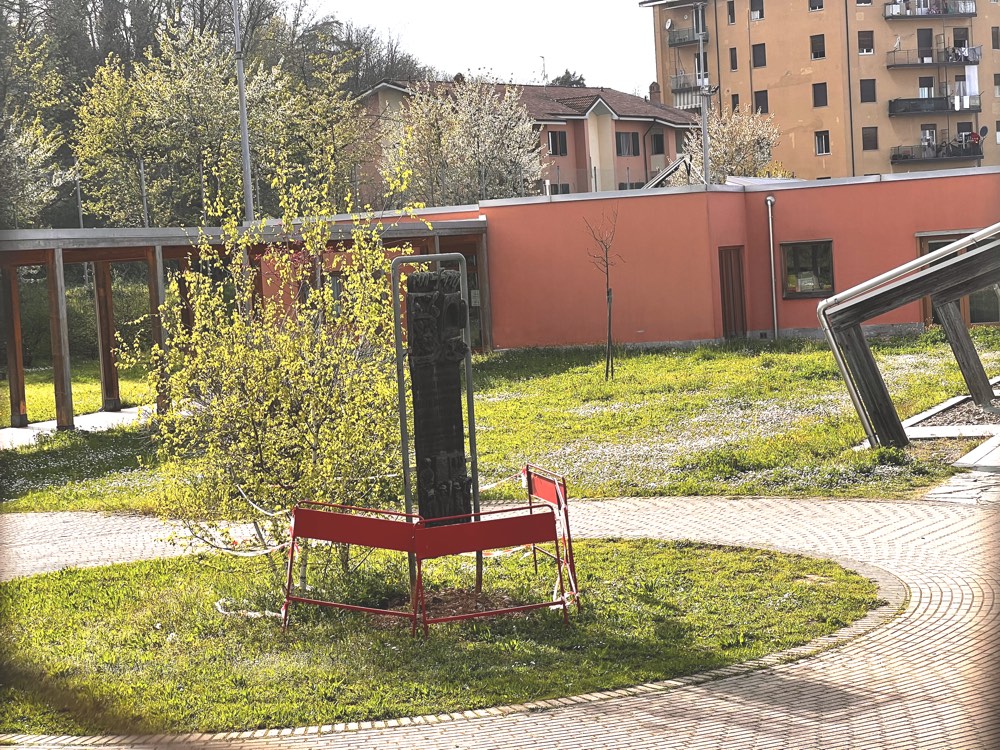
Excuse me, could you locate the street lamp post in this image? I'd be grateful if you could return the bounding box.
[232,0,254,225]
[695,1,710,186]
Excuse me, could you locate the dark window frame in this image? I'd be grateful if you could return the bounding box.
[813,82,828,107]
[858,30,874,54]
[861,126,878,150]
[615,131,641,157]
[548,130,567,157]
[730,47,738,71]
[651,132,665,155]
[815,130,831,155]
[811,34,826,60]
[781,241,835,299]
[752,43,767,67]
[860,79,877,102]
[753,90,769,113]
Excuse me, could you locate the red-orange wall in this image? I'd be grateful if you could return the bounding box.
[473,170,1000,349]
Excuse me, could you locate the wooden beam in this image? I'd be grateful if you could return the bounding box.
[47,248,74,430]
[838,324,908,447]
[93,261,121,411]
[145,245,168,413]
[0,266,27,427]
[933,298,994,406]
[177,257,195,331]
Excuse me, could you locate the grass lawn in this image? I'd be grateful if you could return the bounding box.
[0,540,881,735]
[1,329,997,512]
[0,361,150,429]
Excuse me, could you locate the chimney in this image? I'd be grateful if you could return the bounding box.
[649,82,662,104]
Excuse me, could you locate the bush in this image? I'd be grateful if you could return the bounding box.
[12,275,151,366]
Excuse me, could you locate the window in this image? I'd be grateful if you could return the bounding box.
[815,130,831,155]
[809,0,823,9]
[862,127,878,150]
[811,34,826,60]
[752,43,767,67]
[813,82,828,107]
[860,79,876,102]
[857,0,872,4]
[732,93,740,110]
[617,182,644,190]
[730,47,738,71]
[782,241,834,298]
[994,73,1000,97]
[918,76,934,97]
[993,26,999,49]
[556,184,571,195]
[750,0,764,19]
[547,130,567,157]
[858,31,874,54]
[727,0,735,23]
[920,124,937,147]
[753,90,769,113]
[616,132,640,157]
[651,133,665,155]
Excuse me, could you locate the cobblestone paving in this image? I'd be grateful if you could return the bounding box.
[2,487,999,749]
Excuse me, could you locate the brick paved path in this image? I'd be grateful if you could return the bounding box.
[1,494,998,749]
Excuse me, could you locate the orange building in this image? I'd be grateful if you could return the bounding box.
[360,80,697,196]
[640,0,1000,179]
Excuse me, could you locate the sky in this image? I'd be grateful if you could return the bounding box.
[317,0,659,96]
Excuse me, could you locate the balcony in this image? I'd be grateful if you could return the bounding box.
[668,27,709,47]
[890,141,982,163]
[884,0,975,17]
[670,73,709,92]
[888,94,981,115]
[886,46,981,67]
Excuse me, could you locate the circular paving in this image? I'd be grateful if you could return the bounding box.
[1,491,998,749]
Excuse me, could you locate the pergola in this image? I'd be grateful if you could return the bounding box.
[0,218,489,432]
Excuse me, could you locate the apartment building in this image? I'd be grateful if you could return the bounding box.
[361,81,696,195]
[641,0,1000,178]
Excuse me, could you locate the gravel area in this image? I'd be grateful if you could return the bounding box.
[918,391,1000,427]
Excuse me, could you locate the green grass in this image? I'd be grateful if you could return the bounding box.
[2,329,997,513]
[0,540,881,735]
[473,328,1000,500]
[0,361,150,428]
[0,427,159,511]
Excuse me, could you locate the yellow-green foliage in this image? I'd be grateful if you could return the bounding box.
[133,199,410,551]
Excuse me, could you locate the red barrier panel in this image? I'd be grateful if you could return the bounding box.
[282,467,579,635]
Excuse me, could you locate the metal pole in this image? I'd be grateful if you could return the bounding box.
[232,0,255,225]
[74,158,84,229]
[697,1,710,186]
[139,157,150,228]
[766,195,778,339]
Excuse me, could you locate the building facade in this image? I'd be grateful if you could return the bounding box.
[641,0,1000,178]
[361,81,697,196]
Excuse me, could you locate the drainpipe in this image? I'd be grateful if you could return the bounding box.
[765,195,778,339]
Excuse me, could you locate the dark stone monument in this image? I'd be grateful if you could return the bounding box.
[407,269,472,523]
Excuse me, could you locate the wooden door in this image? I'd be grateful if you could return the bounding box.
[719,247,747,339]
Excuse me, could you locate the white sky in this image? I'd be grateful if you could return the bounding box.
[316,1,658,97]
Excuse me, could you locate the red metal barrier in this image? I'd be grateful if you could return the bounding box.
[282,467,579,635]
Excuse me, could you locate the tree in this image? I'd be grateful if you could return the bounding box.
[134,171,414,588]
[584,205,621,381]
[548,69,585,87]
[0,37,69,228]
[381,77,543,206]
[670,104,791,186]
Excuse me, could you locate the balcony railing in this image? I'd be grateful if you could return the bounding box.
[668,27,709,46]
[890,141,983,163]
[888,94,981,115]
[884,0,976,17]
[886,46,981,66]
[670,73,708,92]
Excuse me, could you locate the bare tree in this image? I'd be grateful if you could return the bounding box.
[584,205,622,381]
